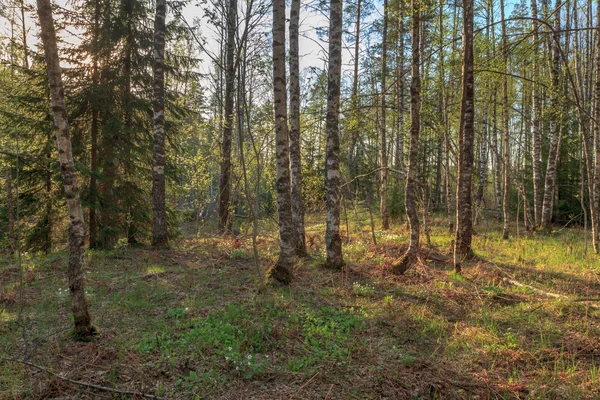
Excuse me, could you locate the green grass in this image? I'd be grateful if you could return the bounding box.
[1,215,600,398]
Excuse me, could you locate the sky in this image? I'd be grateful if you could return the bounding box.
[0,0,379,78]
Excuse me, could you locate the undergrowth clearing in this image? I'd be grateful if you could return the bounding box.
[1,216,600,399]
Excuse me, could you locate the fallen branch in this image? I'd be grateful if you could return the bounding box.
[503,278,566,299]
[502,278,600,309]
[1,358,165,400]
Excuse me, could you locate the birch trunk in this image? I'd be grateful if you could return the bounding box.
[325,0,344,269]
[218,0,237,234]
[530,0,543,227]
[540,0,562,230]
[592,0,600,252]
[393,0,420,274]
[380,0,389,230]
[266,0,295,283]
[289,0,307,256]
[152,0,168,247]
[454,0,475,270]
[501,0,510,239]
[36,0,94,338]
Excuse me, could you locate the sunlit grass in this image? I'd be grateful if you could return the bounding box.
[1,212,600,398]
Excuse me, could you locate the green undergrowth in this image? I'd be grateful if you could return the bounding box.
[1,215,600,399]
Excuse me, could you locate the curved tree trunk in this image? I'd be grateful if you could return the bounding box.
[36,0,94,338]
[266,0,295,284]
[454,0,475,271]
[325,0,344,269]
[394,0,420,274]
[289,0,307,256]
[152,0,168,247]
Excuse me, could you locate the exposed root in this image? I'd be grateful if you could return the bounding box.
[392,248,419,275]
[265,261,293,286]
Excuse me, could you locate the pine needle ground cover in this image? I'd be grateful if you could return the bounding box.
[1,217,600,399]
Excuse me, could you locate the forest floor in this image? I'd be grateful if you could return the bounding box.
[2,214,600,399]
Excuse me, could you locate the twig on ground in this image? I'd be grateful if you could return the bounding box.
[1,357,166,400]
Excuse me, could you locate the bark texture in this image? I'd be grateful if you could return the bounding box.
[380,0,389,230]
[218,0,237,234]
[454,0,475,271]
[152,0,168,247]
[325,0,344,269]
[266,0,295,284]
[36,0,94,338]
[501,0,510,239]
[289,0,307,256]
[394,0,420,274]
[540,0,562,230]
[530,0,543,227]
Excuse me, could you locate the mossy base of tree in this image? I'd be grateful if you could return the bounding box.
[392,248,418,275]
[71,324,99,342]
[265,262,292,285]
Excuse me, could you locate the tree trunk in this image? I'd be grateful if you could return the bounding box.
[289,0,307,256]
[501,0,510,239]
[394,0,420,274]
[592,0,600,252]
[380,0,389,230]
[6,169,15,254]
[454,0,475,271]
[530,0,543,227]
[266,0,295,284]
[395,1,404,174]
[325,0,344,269]
[218,0,237,234]
[152,0,168,247]
[540,0,562,230]
[36,0,94,338]
[89,0,100,249]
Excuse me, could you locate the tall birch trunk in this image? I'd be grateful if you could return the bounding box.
[530,0,543,227]
[540,0,562,230]
[289,0,307,256]
[380,0,389,229]
[151,0,168,247]
[218,0,237,234]
[501,0,510,239]
[395,1,404,174]
[36,0,94,338]
[394,0,420,274]
[266,0,295,284]
[454,0,475,270]
[325,0,344,269]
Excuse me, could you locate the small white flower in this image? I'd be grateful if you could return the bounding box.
[225,356,229,361]
[228,347,232,351]
[247,354,252,360]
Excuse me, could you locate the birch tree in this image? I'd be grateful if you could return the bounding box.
[266,0,295,284]
[289,0,307,256]
[454,0,475,271]
[36,0,94,338]
[325,0,344,269]
[394,0,420,274]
